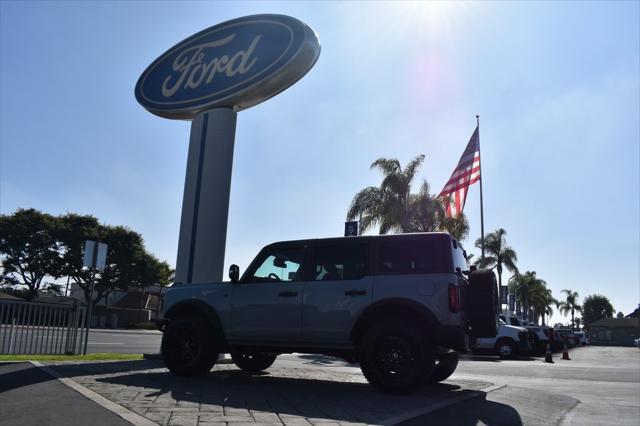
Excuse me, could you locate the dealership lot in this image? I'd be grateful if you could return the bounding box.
[1,345,638,426]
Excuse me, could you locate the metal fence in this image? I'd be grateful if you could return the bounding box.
[0,299,87,355]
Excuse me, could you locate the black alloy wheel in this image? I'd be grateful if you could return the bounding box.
[429,351,459,383]
[359,319,434,394]
[161,317,219,376]
[230,350,277,373]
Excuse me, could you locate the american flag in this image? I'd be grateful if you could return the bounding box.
[438,126,481,217]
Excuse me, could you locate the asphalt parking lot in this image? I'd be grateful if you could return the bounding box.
[1,345,638,426]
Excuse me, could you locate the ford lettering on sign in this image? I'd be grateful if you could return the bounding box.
[135,14,321,120]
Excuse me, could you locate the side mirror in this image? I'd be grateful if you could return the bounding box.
[229,264,240,283]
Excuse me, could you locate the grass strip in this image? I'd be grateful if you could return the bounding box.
[0,352,144,361]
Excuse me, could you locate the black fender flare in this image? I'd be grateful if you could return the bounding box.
[163,299,226,343]
[350,298,440,343]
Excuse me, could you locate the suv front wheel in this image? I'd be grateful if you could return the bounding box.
[495,338,517,359]
[359,319,435,394]
[230,350,277,373]
[161,316,219,376]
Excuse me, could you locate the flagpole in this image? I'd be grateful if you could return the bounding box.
[477,114,486,259]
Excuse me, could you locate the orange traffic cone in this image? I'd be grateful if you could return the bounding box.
[544,343,554,363]
[562,340,571,360]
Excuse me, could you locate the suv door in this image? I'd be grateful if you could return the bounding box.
[302,243,372,344]
[229,246,306,343]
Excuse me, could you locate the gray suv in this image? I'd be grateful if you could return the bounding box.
[159,232,498,393]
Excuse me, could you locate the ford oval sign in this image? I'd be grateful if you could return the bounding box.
[135,14,320,120]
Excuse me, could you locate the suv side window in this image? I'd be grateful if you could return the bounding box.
[378,240,446,275]
[314,245,367,281]
[248,248,305,282]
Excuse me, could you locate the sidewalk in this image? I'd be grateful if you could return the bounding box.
[0,362,131,426]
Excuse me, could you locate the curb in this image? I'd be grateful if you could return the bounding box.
[30,361,157,426]
[142,353,234,364]
[90,328,162,335]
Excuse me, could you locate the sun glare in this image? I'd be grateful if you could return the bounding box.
[368,1,476,40]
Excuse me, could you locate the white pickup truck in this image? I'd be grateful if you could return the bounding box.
[472,320,531,359]
[500,314,553,354]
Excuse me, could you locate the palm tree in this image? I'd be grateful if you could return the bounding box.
[474,228,518,290]
[557,289,583,330]
[530,283,556,325]
[508,270,551,323]
[347,155,425,234]
[347,155,471,241]
[406,181,442,233]
[439,214,470,242]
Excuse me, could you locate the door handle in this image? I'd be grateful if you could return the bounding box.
[345,289,366,296]
[278,291,298,297]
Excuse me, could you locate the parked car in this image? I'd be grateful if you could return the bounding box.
[573,331,588,345]
[159,232,500,393]
[500,314,552,354]
[553,328,576,349]
[473,320,532,359]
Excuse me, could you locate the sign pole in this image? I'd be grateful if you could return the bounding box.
[174,109,237,284]
[83,242,99,355]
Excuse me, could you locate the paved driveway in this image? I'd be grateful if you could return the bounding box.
[43,360,493,426]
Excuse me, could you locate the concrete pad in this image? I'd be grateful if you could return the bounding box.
[41,360,494,425]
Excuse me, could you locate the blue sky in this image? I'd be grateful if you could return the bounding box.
[1,1,638,321]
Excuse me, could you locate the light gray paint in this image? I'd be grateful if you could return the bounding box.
[175,108,237,284]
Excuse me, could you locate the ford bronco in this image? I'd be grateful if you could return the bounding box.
[159,232,498,393]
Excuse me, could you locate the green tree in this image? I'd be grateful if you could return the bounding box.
[347,156,470,241]
[574,317,582,329]
[56,214,173,306]
[582,294,615,325]
[616,312,624,319]
[347,155,426,234]
[438,214,470,242]
[475,228,518,290]
[557,289,583,329]
[509,270,549,323]
[0,209,63,299]
[530,282,556,325]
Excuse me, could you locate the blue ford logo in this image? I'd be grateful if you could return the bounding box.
[135,14,321,120]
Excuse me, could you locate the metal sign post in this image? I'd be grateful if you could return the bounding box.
[82,240,107,355]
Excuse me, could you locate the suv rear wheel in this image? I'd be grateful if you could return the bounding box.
[161,316,219,376]
[359,319,435,394]
[429,351,459,383]
[230,350,277,373]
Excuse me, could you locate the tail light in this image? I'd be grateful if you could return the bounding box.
[448,283,461,313]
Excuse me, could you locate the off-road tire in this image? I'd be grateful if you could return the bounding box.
[358,319,435,394]
[465,270,499,338]
[230,350,277,373]
[495,338,518,359]
[161,316,219,376]
[429,351,459,383]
